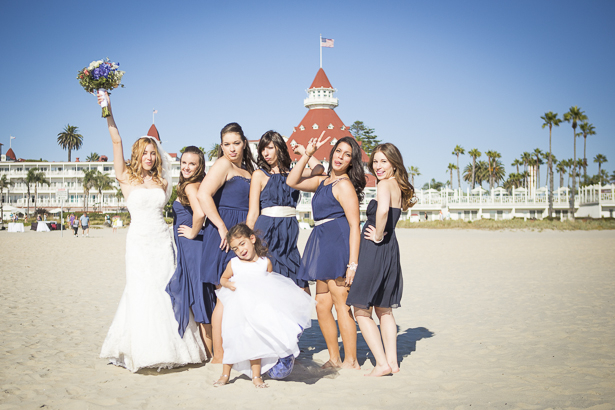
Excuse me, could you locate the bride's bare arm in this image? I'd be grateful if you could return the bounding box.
[98,92,128,182]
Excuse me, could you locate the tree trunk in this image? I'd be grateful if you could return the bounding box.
[570,130,576,221]
[560,171,564,189]
[471,158,476,189]
[548,127,553,218]
[456,154,461,190]
[583,136,587,176]
[68,149,72,162]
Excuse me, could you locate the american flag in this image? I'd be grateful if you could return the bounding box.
[321,38,334,48]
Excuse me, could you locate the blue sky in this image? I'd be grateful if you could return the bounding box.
[1,0,614,189]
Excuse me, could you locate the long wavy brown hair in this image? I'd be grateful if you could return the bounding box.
[257,130,291,174]
[368,143,417,210]
[226,223,268,258]
[123,137,165,187]
[177,146,206,206]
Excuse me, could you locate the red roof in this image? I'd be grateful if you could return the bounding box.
[6,148,16,160]
[309,68,333,89]
[169,153,177,159]
[365,173,377,188]
[147,124,160,141]
[286,108,369,163]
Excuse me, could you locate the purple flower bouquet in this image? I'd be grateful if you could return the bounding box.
[77,58,125,117]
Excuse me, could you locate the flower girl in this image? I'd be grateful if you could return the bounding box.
[214,223,314,388]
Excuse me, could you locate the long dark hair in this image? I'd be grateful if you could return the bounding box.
[226,223,268,258]
[327,137,366,202]
[218,122,256,175]
[177,146,206,206]
[369,143,417,211]
[257,130,291,174]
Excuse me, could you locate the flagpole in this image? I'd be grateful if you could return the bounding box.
[319,34,322,68]
[153,110,155,125]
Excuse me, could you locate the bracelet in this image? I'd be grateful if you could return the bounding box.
[347,262,358,271]
[374,236,384,244]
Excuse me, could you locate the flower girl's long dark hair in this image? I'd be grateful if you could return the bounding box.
[226,223,268,258]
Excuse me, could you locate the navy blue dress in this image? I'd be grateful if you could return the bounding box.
[347,200,403,309]
[166,201,215,336]
[200,176,251,286]
[297,179,350,282]
[254,169,306,288]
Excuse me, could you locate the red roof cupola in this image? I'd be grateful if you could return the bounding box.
[6,148,16,161]
[147,124,160,142]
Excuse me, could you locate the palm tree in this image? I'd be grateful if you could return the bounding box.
[611,170,615,184]
[599,169,609,185]
[422,178,444,190]
[114,187,124,213]
[511,158,522,175]
[563,106,587,220]
[93,170,113,211]
[541,111,562,217]
[57,125,84,162]
[31,171,50,211]
[533,148,544,188]
[446,163,457,188]
[82,169,96,212]
[407,166,420,188]
[485,150,502,191]
[556,161,567,189]
[579,122,596,176]
[594,154,608,177]
[207,143,220,161]
[22,168,37,216]
[521,152,532,189]
[86,152,100,162]
[468,149,481,188]
[452,145,465,190]
[0,174,14,227]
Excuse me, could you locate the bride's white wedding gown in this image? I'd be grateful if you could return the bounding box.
[100,188,206,372]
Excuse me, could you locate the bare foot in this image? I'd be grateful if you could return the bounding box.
[321,360,342,369]
[213,374,229,387]
[389,362,400,373]
[365,364,392,377]
[341,360,361,370]
[253,376,268,388]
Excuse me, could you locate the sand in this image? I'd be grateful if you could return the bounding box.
[1,227,614,410]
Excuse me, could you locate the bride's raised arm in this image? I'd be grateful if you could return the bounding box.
[98,92,128,183]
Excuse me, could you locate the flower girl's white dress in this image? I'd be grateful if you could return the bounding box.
[216,257,314,378]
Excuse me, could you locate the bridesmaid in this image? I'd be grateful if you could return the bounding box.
[287,134,365,370]
[197,122,255,364]
[347,143,416,377]
[246,130,324,292]
[166,146,214,358]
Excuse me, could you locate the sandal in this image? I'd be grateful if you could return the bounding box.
[252,376,269,389]
[213,374,229,387]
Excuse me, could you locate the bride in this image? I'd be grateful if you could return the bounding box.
[98,92,206,372]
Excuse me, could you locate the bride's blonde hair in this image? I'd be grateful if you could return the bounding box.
[121,137,164,186]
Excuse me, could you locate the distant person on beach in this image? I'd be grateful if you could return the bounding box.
[71,214,79,237]
[424,211,428,221]
[97,91,206,372]
[112,216,119,234]
[80,212,89,237]
[213,224,313,388]
[287,134,365,370]
[246,130,324,294]
[347,143,416,376]
[165,146,214,358]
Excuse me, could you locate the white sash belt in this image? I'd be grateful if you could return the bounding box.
[314,218,335,226]
[261,206,297,218]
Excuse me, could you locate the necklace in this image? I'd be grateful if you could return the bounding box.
[143,174,153,181]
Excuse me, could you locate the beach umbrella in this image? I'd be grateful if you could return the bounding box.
[471,186,487,194]
[48,208,63,214]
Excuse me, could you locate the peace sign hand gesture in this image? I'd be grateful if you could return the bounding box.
[306,131,331,157]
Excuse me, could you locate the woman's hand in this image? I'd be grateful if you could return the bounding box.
[292,143,306,156]
[364,225,386,243]
[345,267,356,287]
[218,225,229,252]
[177,225,197,240]
[97,90,109,107]
[306,131,331,157]
[224,281,236,291]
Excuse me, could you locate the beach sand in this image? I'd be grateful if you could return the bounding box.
[1,227,614,409]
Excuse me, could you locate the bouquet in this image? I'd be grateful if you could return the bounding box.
[77,58,125,117]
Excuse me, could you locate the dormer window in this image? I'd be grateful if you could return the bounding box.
[290,139,296,146]
[312,124,318,130]
[330,138,338,145]
[341,125,346,130]
[328,124,334,129]
[300,125,305,131]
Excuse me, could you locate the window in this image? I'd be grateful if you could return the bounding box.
[104,166,112,172]
[312,124,318,130]
[330,138,337,145]
[328,124,334,129]
[299,125,305,131]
